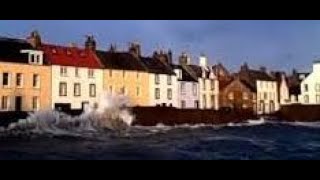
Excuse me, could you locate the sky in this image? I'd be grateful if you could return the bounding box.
[0,20,320,72]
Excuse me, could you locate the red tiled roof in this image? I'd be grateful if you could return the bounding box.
[40,44,102,68]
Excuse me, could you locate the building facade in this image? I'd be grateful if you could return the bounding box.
[220,77,256,112]
[238,63,279,114]
[95,43,150,107]
[39,36,104,111]
[141,51,178,107]
[173,64,199,109]
[183,55,219,110]
[300,61,320,104]
[0,37,51,112]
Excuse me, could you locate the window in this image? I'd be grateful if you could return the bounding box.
[181,100,186,109]
[317,95,320,104]
[228,92,234,100]
[195,100,199,109]
[37,55,41,63]
[16,73,23,87]
[264,92,268,99]
[193,83,197,95]
[60,67,68,77]
[88,69,95,78]
[203,95,207,108]
[30,54,35,63]
[74,83,81,97]
[167,76,172,85]
[243,92,249,100]
[137,72,140,79]
[123,71,126,78]
[167,89,172,100]
[2,73,9,87]
[316,84,320,92]
[120,86,126,95]
[269,92,273,100]
[181,82,186,94]
[59,83,67,96]
[304,84,309,92]
[202,79,206,90]
[304,95,309,103]
[1,96,9,110]
[155,88,160,99]
[33,74,40,88]
[109,70,112,77]
[109,86,113,94]
[155,74,160,85]
[75,68,80,77]
[89,84,96,97]
[211,80,215,90]
[137,87,140,96]
[32,96,39,111]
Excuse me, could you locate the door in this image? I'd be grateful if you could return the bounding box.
[15,96,22,111]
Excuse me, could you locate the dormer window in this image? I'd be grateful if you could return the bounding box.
[66,50,72,55]
[21,50,44,65]
[52,49,57,54]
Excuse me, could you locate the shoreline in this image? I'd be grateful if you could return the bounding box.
[0,105,319,128]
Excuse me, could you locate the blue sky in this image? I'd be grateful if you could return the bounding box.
[0,20,320,72]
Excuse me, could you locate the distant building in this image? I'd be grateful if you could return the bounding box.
[39,35,104,111]
[173,53,199,109]
[299,61,320,104]
[182,54,219,110]
[0,34,51,112]
[237,63,279,114]
[220,76,256,112]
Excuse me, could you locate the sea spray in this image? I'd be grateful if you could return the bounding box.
[0,93,135,138]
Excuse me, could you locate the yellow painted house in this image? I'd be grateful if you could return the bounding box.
[0,37,51,112]
[95,44,150,107]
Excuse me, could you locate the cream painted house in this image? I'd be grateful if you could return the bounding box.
[0,37,51,112]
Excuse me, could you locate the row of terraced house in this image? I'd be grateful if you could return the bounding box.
[1,31,317,115]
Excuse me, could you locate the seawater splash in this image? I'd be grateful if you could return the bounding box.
[0,93,134,138]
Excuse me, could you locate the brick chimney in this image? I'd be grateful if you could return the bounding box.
[179,52,190,66]
[27,30,42,48]
[85,35,96,51]
[129,42,141,57]
[240,62,249,72]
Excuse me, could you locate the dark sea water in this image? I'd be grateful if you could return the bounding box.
[1,121,320,160]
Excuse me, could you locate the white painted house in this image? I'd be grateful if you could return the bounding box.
[183,54,219,110]
[41,42,104,111]
[299,61,320,104]
[173,64,199,109]
[141,55,178,107]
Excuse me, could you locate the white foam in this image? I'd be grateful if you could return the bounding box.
[0,92,134,136]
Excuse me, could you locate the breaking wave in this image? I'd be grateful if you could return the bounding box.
[0,93,134,138]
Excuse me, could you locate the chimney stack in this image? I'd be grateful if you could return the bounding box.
[85,35,96,51]
[27,30,42,48]
[129,42,141,57]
